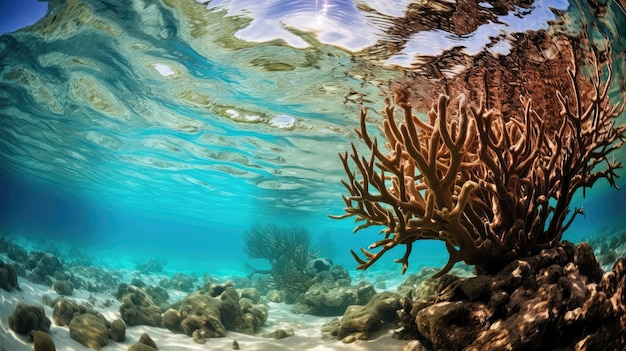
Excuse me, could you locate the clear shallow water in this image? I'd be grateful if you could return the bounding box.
[0,0,625,277]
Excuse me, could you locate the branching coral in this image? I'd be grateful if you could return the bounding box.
[332,48,625,277]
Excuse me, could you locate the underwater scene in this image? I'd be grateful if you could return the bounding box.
[1,0,626,350]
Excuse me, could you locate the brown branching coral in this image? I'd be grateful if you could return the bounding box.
[332,49,626,277]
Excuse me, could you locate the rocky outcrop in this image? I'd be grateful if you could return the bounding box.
[26,252,63,285]
[166,282,267,343]
[323,291,402,342]
[394,242,626,351]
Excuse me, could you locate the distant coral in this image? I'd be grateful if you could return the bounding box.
[135,259,164,274]
[26,252,64,285]
[243,224,317,292]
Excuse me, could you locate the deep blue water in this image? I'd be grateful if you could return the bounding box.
[1,0,625,278]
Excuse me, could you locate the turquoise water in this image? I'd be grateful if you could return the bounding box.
[1,0,626,279]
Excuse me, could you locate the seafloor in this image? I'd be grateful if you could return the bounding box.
[1,227,625,351]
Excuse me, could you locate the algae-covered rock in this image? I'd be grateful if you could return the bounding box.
[117,284,163,326]
[179,291,226,338]
[52,280,73,296]
[335,291,402,342]
[128,333,158,351]
[292,281,376,316]
[32,330,56,351]
[172,282,267,342]
[69,313,109,350]
[108,319,126,342]
[0,260,19,292]
[266,289,285,303]
[138,333,158,349]
[26,252,63,285]
[162,308,182,331]
[52,298,108,327]
[8,302,51,335]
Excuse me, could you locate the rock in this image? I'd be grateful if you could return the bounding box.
[8,302,51,335]
[26,252,63,285]
[52,298,108,327]
[305,258,333,275]
[162,308,182,331]
[144,285,170,312]
[32,331,56,351]
[335,291,402,342]
[117,284,163,326]
[52,280,73,296]
[179,291,226,338]
[0,260,19,292]
[263,328,294,339]
[266,289,285,303]
[138,333,158,349]
[393,244,626,350]
[192,329,207,344]
[240,288,261,304]
[166,282,269,342]
[574,242,603,283]
[69,313,109,350]
[292,281,376,316]
[108,319,126,342]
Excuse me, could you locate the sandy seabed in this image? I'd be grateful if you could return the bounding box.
[0,275,409,351]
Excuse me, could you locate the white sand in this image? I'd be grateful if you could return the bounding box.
[0,276,410,351]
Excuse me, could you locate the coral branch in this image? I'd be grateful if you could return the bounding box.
[332,50,625,276]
